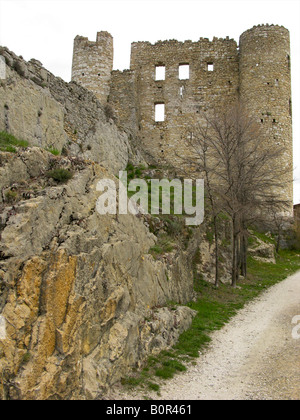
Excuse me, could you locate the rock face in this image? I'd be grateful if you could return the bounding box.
[0,150,196,400]
[248,234,276,264]
[0,47,144,175]
[0,46,199,400]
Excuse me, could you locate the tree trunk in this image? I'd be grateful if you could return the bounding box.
[231,217,238,288]
[276,229,281,254]
[213,215,219,288]
[240,232,248,278]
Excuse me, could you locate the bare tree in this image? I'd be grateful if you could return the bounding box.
[184,126,223,287]
[183,101,292,287]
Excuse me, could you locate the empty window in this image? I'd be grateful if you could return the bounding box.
[207,63,214,72]
[179,64,189,80]
[180,86,184,98]
[155,103,165,122]
[155,65,165,81]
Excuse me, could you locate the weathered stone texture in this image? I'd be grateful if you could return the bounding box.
[0,150,197,400]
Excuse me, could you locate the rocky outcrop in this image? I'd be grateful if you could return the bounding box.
[248,233,276,264]
[0,149,196,400]
[0,47,145,174]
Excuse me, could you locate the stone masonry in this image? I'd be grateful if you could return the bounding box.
[72,24,293,211]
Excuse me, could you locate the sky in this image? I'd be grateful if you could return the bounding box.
[0,0,299,204]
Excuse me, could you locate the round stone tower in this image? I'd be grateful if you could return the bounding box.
[71,31,113,103]
[239,24,293,210]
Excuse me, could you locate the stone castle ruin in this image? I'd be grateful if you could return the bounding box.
[0,23,295,400]
[71,24,293,211]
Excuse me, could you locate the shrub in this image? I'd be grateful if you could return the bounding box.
[5,190,18,203]
[46,168,73,183]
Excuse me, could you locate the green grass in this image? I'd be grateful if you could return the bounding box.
[46,147,60,156]
[120,248,300,395]
[0,131,29,152]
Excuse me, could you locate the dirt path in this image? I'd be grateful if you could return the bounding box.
[110,271,300,400]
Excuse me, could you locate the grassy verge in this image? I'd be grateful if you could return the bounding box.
[121,248,300,396]
[0,131,29,152]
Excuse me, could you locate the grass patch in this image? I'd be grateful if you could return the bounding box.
[22,352,31,365]
[46,147,60,156]
[0,131,29,152]
[149,235,175,257]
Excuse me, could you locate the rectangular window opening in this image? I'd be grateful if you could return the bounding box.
[207,63,214,72]
[155,65,166,81]
[155,103,165,122]
[179,64,189,80]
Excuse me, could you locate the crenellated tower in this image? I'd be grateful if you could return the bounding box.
[71,31,113,103]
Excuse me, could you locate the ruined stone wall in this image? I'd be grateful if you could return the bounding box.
[71,31,113,103]
[109,69,138,134]
[239,24,293,209]
[128,37,239,166]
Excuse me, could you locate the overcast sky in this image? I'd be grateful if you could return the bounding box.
[1,0,299,204]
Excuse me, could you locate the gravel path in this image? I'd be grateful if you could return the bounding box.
[110,270,300,400]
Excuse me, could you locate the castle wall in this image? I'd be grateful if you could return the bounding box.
[128,37,239,166]
[109,69,138,134]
